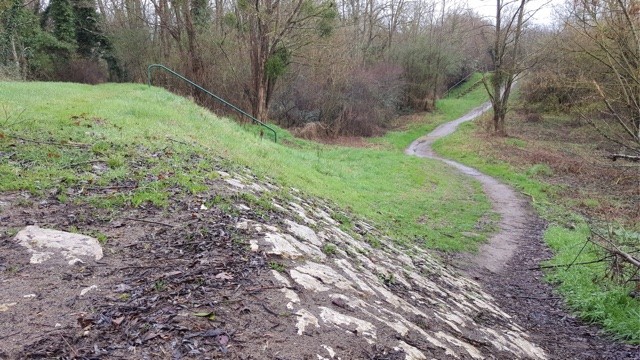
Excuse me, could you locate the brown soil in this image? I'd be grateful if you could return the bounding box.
[471,214,640,359]
[0,185,293,359]
[0,177,458,359]
[407,103,640,359]
[474,110,639,225]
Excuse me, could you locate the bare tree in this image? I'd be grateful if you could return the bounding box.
[483,0,530,135]
[234,0,336,121]
[564,0,640,160]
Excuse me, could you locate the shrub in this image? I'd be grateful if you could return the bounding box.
[272,62,405,138]
[56,58,108,84]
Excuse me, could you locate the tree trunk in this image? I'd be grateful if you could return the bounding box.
[215,0,224,33]
[249,29,268,120]
[184,0,201,80]
[483,0,526,137]
[493,110,506,136]
[159,0,170,60]
[10,35,20,73]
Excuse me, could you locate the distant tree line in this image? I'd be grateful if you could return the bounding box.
[1,0,494,136]
[521,0,640,158]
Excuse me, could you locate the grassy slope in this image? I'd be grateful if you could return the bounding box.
[375,72,487,151]
[0,80,491,252]
[433,119,640,343]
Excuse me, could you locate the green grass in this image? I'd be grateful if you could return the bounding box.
[269,261,286,272]
[432,123,557,215]
[433,119,640,344]
[0,80,490,252]
[322,243,337,255]
[374,77,489,151]
[443,72,485,98]
[544,225,640,343]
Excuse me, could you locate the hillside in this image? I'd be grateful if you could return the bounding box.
[0,82,492,252]
[0,82,545,358]
[1,82,638,359]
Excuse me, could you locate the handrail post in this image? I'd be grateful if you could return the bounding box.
[146,64,277,143]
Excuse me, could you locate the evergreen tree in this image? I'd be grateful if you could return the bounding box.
[73,0,103,58]
[48,0,76,45]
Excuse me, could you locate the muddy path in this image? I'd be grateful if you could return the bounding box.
[407,104,640,359]
[406,103,521,273]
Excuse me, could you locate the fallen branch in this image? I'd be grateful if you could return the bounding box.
[591,230,640,269]
[606,153,640,162]
[527,255,613,271]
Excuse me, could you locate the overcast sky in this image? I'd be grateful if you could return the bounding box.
[464,0,563,26]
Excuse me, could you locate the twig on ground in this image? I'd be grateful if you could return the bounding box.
[565,238,591,271]
[244,285,288,293]
[7,134,89,148]
[63,160,105,169]
[607,153,640,162]
[60,334,78,358]
[167,137,190,146]
[527,255,614,271]
[511,295,562,300]
[123,217,175,227]
[0,331,21,341]
[522,192,536,203]
[87,185,137,191]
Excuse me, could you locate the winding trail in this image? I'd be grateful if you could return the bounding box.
[406,103,640,359]
[406,102,527,272]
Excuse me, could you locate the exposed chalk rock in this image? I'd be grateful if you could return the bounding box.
[224,178,245,189]
[321,345,336,358]
[295,262,355,291]
[263,233,303,258]
[80,285,99,296]
[0,303,17,312]
[296,309,319,335]
[248,183,267,192]
[285,219,322,247]
[236,219,278,233]
[222,171,546,359]
[395,341,427,360]
[290,269,330,292]
[316,208,337,225]
[288,202,317,225]
[319,307,376,343]
[435,331,483,359]
[271,201,286,212]
[14,226,103,264]
[235,204,250,211]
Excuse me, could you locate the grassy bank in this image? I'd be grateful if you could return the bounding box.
[1,80,490,252]
[433,116,640,343]
[374,72,487,151]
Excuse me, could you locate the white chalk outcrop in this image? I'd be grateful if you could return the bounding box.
[221,170,547,359]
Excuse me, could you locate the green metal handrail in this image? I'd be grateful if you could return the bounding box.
[147,64,277,142]
[443,72,476,98]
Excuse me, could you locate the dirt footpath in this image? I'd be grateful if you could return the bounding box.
[407,103,639,359]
